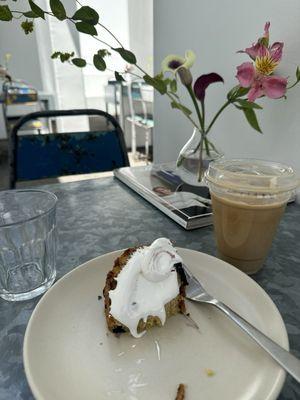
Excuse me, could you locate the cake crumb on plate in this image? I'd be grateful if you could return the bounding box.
[205,368,215,377]
[175,383,185,400]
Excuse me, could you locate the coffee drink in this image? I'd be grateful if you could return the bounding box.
[205,159,298,274]
[211,194,286,273]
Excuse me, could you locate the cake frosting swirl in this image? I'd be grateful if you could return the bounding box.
[109,238,182,337]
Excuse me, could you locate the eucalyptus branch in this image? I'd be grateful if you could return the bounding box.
[67,18,112,49]
[86,63,142,79]
[97,22,123,48]
[135,64,149,76]
[74,0,124,48]
[12,14,23,20]
[91,34,113,49]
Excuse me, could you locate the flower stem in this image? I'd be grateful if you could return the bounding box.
[206,100,231,135]
[287,80,300,90]
[198,136,204,181]
[187,84,204,131]
[201,100,205,131]
[166,92,201,131]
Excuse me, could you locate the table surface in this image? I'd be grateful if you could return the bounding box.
[0,177,299,400]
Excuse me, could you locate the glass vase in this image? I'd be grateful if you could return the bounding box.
[176,128,222,186]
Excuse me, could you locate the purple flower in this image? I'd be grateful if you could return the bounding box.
[193,73,224,102]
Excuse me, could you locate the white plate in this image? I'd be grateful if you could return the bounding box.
[24,248,288,400]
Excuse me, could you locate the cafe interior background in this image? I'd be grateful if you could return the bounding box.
[1,0,300,399]
[0,0,299,189]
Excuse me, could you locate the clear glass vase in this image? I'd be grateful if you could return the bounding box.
[176,128,223,186]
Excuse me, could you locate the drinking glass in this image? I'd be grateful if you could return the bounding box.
[0,190,57,301]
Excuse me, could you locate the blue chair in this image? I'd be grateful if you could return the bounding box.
[126,81,154,161]
[9,109,129,188]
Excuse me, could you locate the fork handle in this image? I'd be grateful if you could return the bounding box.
[211,299,300,383]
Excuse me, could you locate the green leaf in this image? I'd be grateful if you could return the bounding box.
[51,51,74,62]
[170,92,179,99]
[114,71,125,82]
[23,10,39,18]
[170,101,192,116]
[163,78,172,86]
[0,5,13,21]
[29,0,45,19]
[72,6,99,25]
[296,66,300,81]
[236,87,250,97]
[242,108,262,133]
[21,19,34,34]
[97,49,111,58]
[93,54,106,71]
[258,36,269,47]
[113,48,136,64]
[75,21,97,35]
[72,58,86,67]
[50,0,66,20]
[143,74,167,95]
[236,99,262,110]
[227,85,249,101]
[170,79,177,93]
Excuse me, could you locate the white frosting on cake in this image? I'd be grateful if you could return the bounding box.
[109,238,182,338]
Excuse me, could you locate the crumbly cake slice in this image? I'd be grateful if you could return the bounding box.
[103,247,186,335]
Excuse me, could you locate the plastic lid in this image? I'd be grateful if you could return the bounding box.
[205,158,300,194]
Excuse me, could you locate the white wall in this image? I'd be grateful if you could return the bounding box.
[0,18,43,90]
[0,0,88,134]
[153,0,300,172]
[128,0,153,75]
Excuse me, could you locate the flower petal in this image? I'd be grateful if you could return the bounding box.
[262,75,287,99]
[161,54,185,73]
[248,82,264,102]
[264,22,270,38]
[269,42,284,62]
[243,42,263,60]
[257,45,269,58]
[236,62,255,87]
[193,72,224,102]
[182,50,196,69]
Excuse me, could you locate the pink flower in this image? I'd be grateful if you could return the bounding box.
[236,62,287,102]
[239,22,284,62]
[263,21,270,39]
[236,22,287,102]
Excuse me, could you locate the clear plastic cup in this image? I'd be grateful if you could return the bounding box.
[0,190,57,301]
[205,159,299,274]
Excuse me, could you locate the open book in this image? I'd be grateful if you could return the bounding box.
[114,163,212,230]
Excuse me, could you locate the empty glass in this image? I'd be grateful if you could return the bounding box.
[0,190,57,301]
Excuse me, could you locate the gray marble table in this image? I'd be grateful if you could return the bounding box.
[0,177,299,399]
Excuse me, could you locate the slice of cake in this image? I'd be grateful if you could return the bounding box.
[103,238,186,338]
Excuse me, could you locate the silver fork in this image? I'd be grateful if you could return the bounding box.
[180,263,300,383]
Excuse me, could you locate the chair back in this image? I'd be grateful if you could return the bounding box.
[9,109,129,188]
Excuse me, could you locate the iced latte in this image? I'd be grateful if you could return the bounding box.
[205,159,299,274]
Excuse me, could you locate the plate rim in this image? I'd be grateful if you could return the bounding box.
[23,248,289,400]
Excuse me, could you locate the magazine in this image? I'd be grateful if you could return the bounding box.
[114,163,213,230]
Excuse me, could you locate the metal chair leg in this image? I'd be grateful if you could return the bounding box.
[131,122,137,158]
[145,129,150,162]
